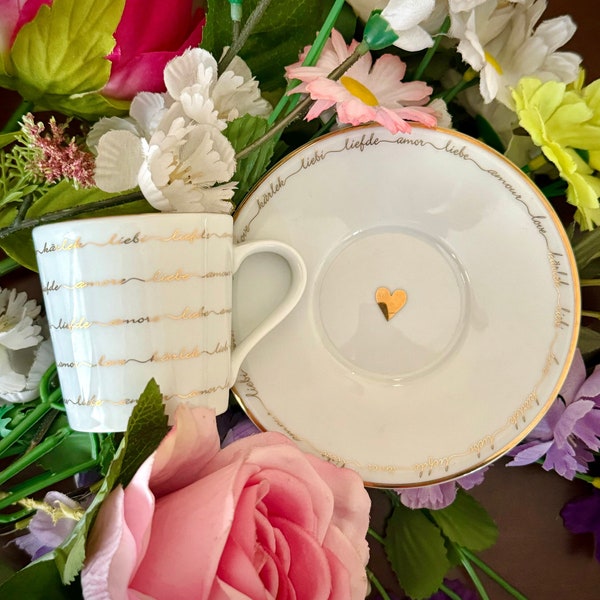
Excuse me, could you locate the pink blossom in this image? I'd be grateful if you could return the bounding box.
[81,405,371,599]
[395,468,488,510]
[286,29,437,134]
[21,114,95,187]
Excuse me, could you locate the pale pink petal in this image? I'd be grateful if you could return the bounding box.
[131,460,245,599]
[150,405,221,497]
[306,455,370,557]
[270,516,331,600]
[82,488,138,600]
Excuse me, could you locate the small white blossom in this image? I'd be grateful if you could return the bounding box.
[0,290,54,404]
[381,0,437,51]
[90,48,270,214]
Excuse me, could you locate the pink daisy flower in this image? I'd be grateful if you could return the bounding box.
[286,29,437,134]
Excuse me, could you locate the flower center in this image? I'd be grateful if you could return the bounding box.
[0,314,17,333]
[484,51,503,75]
[340,76,379,106]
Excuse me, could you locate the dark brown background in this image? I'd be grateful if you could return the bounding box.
[0,1,599,598]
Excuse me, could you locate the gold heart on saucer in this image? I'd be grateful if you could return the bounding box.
[375,287,407,321]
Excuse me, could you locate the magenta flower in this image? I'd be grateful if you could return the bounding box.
[1,0,205,105]
[102,0,205,100]
[395,468,488,510]
[286,29,437,134]
[561,488,600,563]
[507,350,600,480]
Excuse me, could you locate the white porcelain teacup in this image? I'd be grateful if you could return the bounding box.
[33,213,306,432]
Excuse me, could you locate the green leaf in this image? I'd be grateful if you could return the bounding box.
[429,489,498,552]
[0,181,153,271]
[117,378,168,487]
[384,504,451,599]
[98,433,118,476]
[0,560,15,586]
[203,0,327,94]
[572,226,600,273]
[0,557,82,600]
[225,115,277,204]
[54,380,167,584]
[53,441,125,584]
[10,0,125,109]
[0,133,17,150]
[578,326,600,362]
[36,415,96,474]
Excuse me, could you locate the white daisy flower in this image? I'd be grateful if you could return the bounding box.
[451,0,581,106]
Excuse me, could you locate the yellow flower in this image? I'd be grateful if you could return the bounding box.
[512,74,600,229]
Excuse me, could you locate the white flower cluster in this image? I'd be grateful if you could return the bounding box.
[90,49,271,214]
[347,0,580,107]
[0,289,54,403]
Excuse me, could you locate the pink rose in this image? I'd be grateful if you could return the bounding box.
[81,405,371,599]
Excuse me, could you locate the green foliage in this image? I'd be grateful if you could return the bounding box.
[0,180,154,271]
[203,0,327,95]
[225,115,277,205]
[0,558,82,600]
[117,379,168,487]
[429,490,498,552]
[381,490,498,599]
[384,503,450,600]
[36,416,97,475]
[54,379,167,583]
[7,0,128,119]
[579,326,600,362]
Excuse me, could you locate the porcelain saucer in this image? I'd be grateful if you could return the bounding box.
[232,124,579,487]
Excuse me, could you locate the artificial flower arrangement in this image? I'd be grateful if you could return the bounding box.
[0,0,599,598]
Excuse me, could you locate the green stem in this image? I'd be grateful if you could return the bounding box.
[0,256,19,277]
[458,549,490,600]
[580,279,600,287]
[268,0,349,126]
[582,310,600,321]
[461,549,528,600]
[26,408,60,452]
[236,41,369,161]
[440,583,463,600]
[1,99,33,134]
[12,194,33,226]
[0,506,34,524]
[0,402,53,458]
[439,76,479,103]
[366,568,391,600]
[0,457,99,512]
[309,114,337,141]
[0,190,146,240]
[367,526,385,545]
[0,427,71,487]
[219,0,274,72]
[413,16,451,81]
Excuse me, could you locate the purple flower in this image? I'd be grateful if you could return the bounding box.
[561,488,600,563]
[428,578,478,600]
[216,410,260,448]
[395,468,488,510]
[14,491,84,560]
[507,350,600,480]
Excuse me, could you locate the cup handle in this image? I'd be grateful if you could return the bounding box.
[229,240,307,385]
